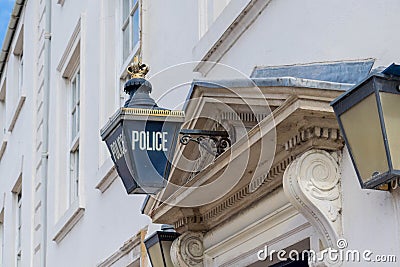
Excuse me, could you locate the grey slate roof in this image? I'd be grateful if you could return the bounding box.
[251,59,375,84]
[185,59,376,110]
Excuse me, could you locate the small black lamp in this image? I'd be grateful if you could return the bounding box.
[331,64,400,189]
[144,225,180,267]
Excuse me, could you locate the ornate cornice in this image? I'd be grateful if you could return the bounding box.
[284,126,342,152]
[202,154,295,224]
[175,215,204,230]
[147,87,346,234]
[171,125,343,230]
[218,111,268,123]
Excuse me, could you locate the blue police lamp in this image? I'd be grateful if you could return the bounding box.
[101,57,185,194]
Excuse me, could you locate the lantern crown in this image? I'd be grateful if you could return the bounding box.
[127,56,150,79]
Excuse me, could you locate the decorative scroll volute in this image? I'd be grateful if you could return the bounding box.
[283,149,343,249]
[170,232,204,267]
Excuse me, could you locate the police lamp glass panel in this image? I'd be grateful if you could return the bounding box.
[144,231,180,267]
[101,112,183,194]
[331,64,400,189]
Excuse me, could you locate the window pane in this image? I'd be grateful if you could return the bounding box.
[18,56,23,96]
[133,0,138,7]
[76,151,80,196]
[123,25,130,60]
[123,0,130,19]
[132,8,139,48]
[17,253,21,267]
[71,110,75,138]
[17,204,21,249]
[340,94,388,182]
[77,103,80,134]
[380,92,400,170]
[71,71,80,140]
[70,150,79,203]
[76,71,80,103]
[0,222,3,265]
[16,191,22,256]
[70,153,74,202]
[71,79,76,108]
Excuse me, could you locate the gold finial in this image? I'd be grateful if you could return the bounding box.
[127,56,150,79]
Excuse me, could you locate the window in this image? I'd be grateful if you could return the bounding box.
[199,0,232,38]
[53,17,85,244]
[13,23,23,100]
[17,54,23,98]
[0,79,6,136]
[122,0,140,61]
[69,70,80,204]
[7,23,25,133]
[15,190,22,267]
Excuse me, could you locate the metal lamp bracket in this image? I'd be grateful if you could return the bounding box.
[179,129,231,157]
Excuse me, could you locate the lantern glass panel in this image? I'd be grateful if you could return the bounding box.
[161,240,175,267]
[380,92,400,170]
[340,93,388,182]
[147,242,164,267]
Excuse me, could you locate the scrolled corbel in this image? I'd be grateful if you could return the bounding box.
[283,149,343,250]
[170,231,204,267]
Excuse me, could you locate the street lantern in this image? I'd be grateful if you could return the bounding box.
[144,225,180,267]
[100,57,185,194]
[331,63,400,189]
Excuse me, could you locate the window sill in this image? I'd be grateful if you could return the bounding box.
[70,134,79,152]
[52,199,85,243]
[0,132,9,160]
[97,228,146,267]
[8,95,26,132]
[95,158,118,193]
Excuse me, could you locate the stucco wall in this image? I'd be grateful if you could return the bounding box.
[204,0,400,79]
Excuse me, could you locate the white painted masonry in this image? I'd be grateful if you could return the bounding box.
[1,0,400,267]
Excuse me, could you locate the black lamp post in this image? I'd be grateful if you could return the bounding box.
[331,63,400,190]
[144,225,180,267]
[100,57,185,194]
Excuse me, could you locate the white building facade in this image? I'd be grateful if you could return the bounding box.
[0,0,400,267]
[0,0,199,266]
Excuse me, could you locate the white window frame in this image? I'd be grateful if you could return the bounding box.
[0,78,6,140]
[7,22,26,133]
[53,16,85,245]
[17,54,23,99]
[121,0,140,64]
[15,190,22,267]
[69,69,80,205]
[0,209,4,267]
[198,0,232,38]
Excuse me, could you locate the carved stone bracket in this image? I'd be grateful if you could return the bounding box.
[170,231,204,267]
[283,149,343,250]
